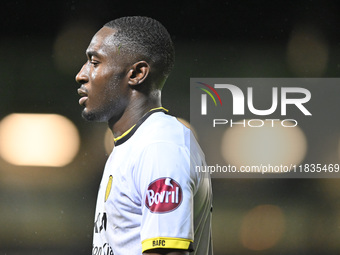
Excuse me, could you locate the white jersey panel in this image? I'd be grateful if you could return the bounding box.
[92,111,213,255]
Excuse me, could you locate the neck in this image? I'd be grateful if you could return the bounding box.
[108,89,162,138]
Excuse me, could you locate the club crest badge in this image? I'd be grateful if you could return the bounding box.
[105,175,113,202]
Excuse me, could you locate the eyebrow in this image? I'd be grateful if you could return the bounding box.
[86,50,101,59]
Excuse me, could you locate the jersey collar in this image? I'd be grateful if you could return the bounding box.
[113,107,169,146]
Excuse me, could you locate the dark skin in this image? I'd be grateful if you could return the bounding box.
[76,26,189,255]
[76,26,161,137]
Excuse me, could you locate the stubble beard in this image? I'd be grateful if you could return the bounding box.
[81,94,125,123]
[81,75,127,123]
[81,109,102,122]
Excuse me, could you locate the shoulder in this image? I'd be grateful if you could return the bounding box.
[136,112,190,148]
[129,112,205,167]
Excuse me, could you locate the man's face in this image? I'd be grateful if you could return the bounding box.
[76,27,130,122]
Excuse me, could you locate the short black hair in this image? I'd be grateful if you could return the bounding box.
[104,16,175,82]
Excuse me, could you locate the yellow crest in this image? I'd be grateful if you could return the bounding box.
[105,175,113,202]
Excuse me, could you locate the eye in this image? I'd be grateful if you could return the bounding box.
[90,60,99,66]
[88,56,100,67]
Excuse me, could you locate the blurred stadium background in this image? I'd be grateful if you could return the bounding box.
[1,0,340,254]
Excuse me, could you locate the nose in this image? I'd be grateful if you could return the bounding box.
[75,63,89,84]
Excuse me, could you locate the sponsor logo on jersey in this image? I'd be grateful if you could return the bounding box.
[92,242,113,255]
[146,177,182,213]
[94,212,107,234]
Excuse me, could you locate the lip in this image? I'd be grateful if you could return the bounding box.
[77,88,88,106]
[79,96,88,106]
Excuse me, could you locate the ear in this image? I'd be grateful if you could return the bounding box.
[127,61,150,86]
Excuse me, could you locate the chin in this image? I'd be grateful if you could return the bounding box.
[81,109,109,122]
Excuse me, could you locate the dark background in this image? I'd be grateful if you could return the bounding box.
[1,1,340,254]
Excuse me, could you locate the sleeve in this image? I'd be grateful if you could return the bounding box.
[134,141,196,253]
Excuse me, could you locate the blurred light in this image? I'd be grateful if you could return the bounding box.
[0,114,80,167]
[240,204,286,251]
[53,20,98,75]
[287,24,328,77]
[319,178,340,200]
[221,120,307,170]
[104,128,114,155]
[177,117,191,129]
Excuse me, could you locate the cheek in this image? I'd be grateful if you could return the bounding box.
[100,74,124,103]
[106,76,131,108]
[89,67,99,81]
[89,68,113,95]
[89,65,129,106]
